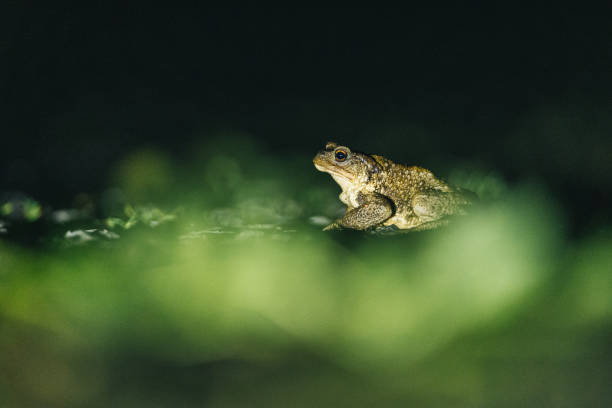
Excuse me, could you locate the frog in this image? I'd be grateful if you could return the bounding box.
[313,142,476,231]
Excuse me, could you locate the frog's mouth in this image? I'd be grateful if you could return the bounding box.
[314,163,354,180]
[314,166,357,193]
[313,155,357,183]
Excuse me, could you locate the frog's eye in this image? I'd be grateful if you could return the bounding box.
[335,150,348,162]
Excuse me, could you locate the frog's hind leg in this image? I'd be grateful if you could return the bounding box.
[412,191,466,221]
[411,191,471,231]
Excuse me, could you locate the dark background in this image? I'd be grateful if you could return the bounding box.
[2,5,611,232]
[2,6,612,407]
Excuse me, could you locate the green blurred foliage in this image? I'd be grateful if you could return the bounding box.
[110,149,176,204]
[0,197,42,222]
[1,138,611,407]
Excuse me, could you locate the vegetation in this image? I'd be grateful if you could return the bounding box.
[1,138,610,407]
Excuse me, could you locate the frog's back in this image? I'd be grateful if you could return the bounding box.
[370,155,452,199]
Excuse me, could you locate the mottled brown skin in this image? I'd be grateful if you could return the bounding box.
[313,142,475,231]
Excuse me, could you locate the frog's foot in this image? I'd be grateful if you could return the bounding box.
[371,224,400,234]
[372,224,399,233]
[322,221,343,231]
[411,218,450,231]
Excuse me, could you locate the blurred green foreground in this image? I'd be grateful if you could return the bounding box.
[1,141,611,407]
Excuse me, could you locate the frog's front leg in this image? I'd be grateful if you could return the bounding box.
[324,193,394,231]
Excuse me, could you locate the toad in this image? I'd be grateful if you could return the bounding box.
[313,142,475,231]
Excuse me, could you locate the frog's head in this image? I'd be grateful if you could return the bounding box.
[313,142,382,188]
